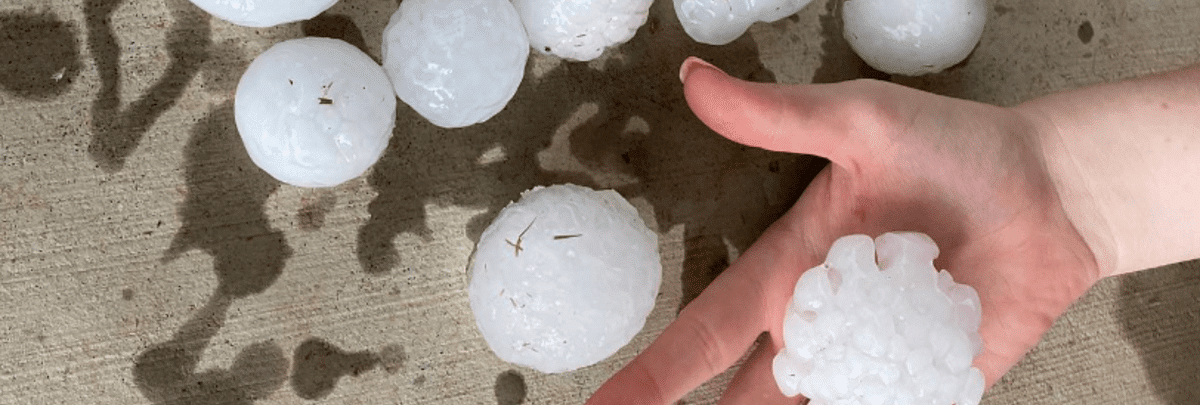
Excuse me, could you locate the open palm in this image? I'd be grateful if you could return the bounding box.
[587,58,1102,405]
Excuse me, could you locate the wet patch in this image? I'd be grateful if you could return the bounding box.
[1077,21,1094,44]
[290,338,380,400]
[494,370,527,405]
[0,11,81,99]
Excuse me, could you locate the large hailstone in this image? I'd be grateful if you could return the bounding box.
[382,0,529,128]
[514,0,654,61]
[235,38,396,188]
[675,0,815,45]
[774,232,986,405]
[187,0,339,28]
[469,184,662,373]
[842,0,987,76]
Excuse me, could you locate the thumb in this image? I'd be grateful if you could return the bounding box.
[680,57,875,166]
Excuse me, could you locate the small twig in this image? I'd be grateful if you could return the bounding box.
[505,218,536,257]
[553,234,582,240]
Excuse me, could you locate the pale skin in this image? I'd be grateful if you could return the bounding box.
[585,57,1200,404]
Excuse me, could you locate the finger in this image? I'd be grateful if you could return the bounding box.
[587,213,814,405]
[718,334,802,405]
[679,56,876,167]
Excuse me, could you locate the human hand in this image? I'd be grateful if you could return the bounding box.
[586,57,1103,404]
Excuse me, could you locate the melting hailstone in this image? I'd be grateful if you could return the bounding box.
[187,0,339,28]
[514,0,654,61]
[774,232,986,405]
[842,0,987,75]
[469,184,662,373]
[235,37,396,188]
[382,0,529,128]
[675,0,816,45]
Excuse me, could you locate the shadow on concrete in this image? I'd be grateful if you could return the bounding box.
[0,10,81,99]
[84,0,210,172]
[1117,260,1200,404]
[133,102,293,405]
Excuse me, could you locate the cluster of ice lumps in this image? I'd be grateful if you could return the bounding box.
[842,0,987,76]
[514,0,654,61]
[469,184,662,373]
[187,0,339,28]
[382,0,529,128]
[235,38,396,188]
[675,0,815,45]
[774,232,985,405]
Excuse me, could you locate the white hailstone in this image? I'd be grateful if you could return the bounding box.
[187,0,339,28]
[675,0,815,45]
[382,0,529,128]
[773,232,986,405]
[842,0,987,76]
[514,0,654,61]
[235,38,396,188]
[469,184,662,373]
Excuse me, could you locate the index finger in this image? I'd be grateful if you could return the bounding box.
[586,212,814,404]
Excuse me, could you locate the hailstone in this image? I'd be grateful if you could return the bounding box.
[235,38,396,188]
[187,0,339,28]
[675,0,815,45]
[469,184,662,373]
[773,232,986,405]
[514,0,654,61]
[842,0,987,76]
[382,0,529,128]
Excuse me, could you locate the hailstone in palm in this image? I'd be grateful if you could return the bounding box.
[469,184,662,373]
[774,232,985,405]
[514,0,654,61]
[382,0,529,128]
[187,0,339,28]
[675,0,815,45]
[235,38,396,188]
[843,0,988,76]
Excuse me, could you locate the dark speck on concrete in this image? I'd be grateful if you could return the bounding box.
[122,288,134,301]
[494,370,526,405]
[413,375,426,386]
[1078,21,1094,44]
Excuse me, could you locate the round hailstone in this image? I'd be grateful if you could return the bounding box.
[235,37,396,188]
[382,0,529,128]
[675,0,815,45]
[513,0,654,61]
[187,0,339,28]
[842,0,987,76]
[469,184,662,373]
[773,232,986,405]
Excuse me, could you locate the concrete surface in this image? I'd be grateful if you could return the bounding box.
[1,0,1198,404]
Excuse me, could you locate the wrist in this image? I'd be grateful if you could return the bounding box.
[1012,102,1119,278]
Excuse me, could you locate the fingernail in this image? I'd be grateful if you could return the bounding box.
[679,56,723,84]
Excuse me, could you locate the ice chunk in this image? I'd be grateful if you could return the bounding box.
[772,353,805,397]
[675,0,816,45]
[382,0,529,128]
[468,184,661,373]
[515,0,654,61]
[842,0,988,75]
[773,232,985,405]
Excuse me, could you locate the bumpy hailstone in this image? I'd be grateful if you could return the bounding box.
[675,0,815,45]
[187,0,339,28]
[514,0,654,61]
[235,38,396,188]
[773,232,986,405]
[382,0,529,128]
[469,184,662,373]
[842,0,987,76]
